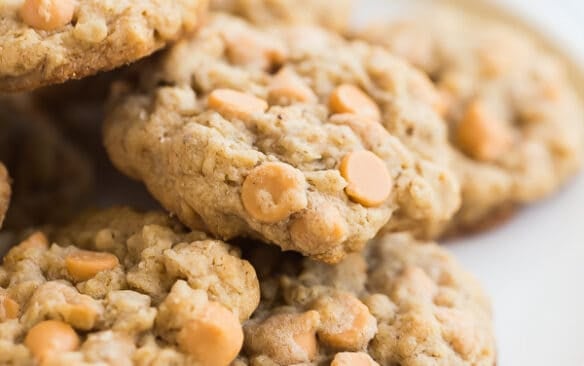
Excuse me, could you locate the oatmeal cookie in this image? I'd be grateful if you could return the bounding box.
[357,8,584,233]
[0,96,93,230]
[211,0,352,31]
[0,207,260,365]
[0,0,208,92]
[104,14,460,263]
[236,233,496,365]
[0,164,10,229]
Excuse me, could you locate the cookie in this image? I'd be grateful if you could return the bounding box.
[211,0,352,31]
[0,163,10,229]
[0,207,260,365]
[357,8,584,233]
[104,14,460,263]
[0,0,208,92]
[0,96,93,230]
[235,232,496,365]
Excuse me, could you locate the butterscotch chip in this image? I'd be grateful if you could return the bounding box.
[209,89,269,121]
[357,7,584,234]
[340,151,393,207]
[329,85,381,121]
[20,0,76,31]
[104,14,460,262]
[238,233,495,365]
[25,320,80,361]
[22,281,103,331]
[0,0,208,91]
[457,100,513,162]
[241,162,307,223]
[177,301,244,366]
[311,292,377,350]
[293,329,318,362]
[0,207,260,365]
[0,292,19,320]
[65,250,120,282]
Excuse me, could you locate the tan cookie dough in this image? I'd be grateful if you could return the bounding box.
[0,0,208,92]
[236,232,496,365]
[0,96,93,230]
[0,207,260,365]
[357,7,584,233]
[104,14,460,263]
[211,0,353,31]
[0,164,10,229]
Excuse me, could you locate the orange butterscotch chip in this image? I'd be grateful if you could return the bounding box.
[268,67,317,104]
[331,352,379,366]
[340,151,392,207]
[25,320,80,362]
[65,250,120,282]
[312,293,376,350]
[0,294,19,320]
[208,89,268,121]
[177,301,243,366]
[329,85,381,120]
[241,162,307,223]
[321,305,371,349]
[276,311,320,362]
[20,0,76,31]
[293,330,318,362]
[457,100,513,162]
[290,311,320,362]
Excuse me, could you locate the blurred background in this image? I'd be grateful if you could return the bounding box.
[358,1,584,365]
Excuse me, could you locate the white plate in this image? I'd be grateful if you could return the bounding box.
[357,1,584,365]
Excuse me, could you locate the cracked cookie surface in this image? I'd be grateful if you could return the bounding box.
[0,207,259,365]
[0,96,93,231]
[234,233,495,365]
[0,0,208,92]
[104,14,460,263]
[211,0,352,31]
[357,7,584,233]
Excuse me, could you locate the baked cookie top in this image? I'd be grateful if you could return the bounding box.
[357,8,584,232]
[0,96,93,230]
[104,14,460,263]
[234,233,495,365]
[0,163,10,229]
[0,0,208,92]
[211,0,353,31]
[0,207,260,365]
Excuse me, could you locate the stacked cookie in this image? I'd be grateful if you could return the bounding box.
[0,1,582,365]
